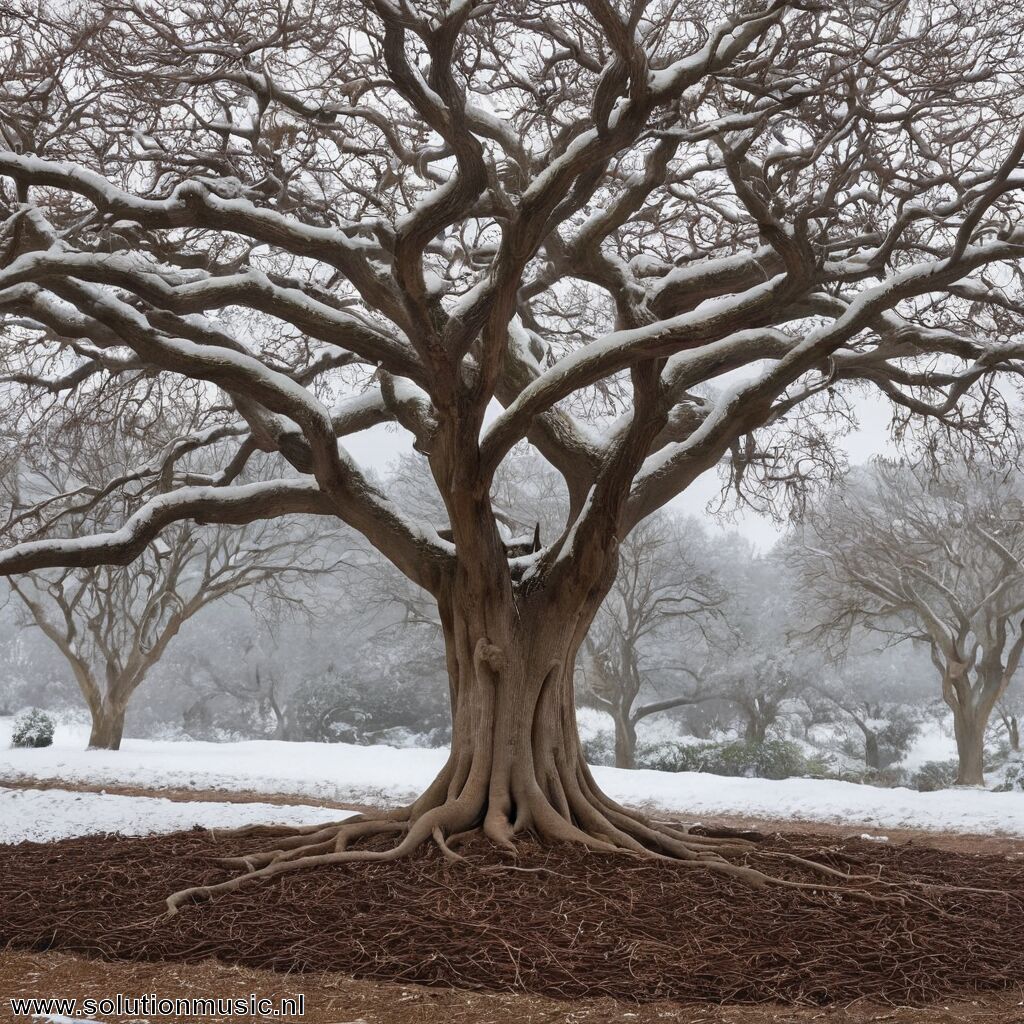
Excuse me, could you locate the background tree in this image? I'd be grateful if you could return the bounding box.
[1,0,1024,907]
[706,554,815,743]
[797,460,1024,784]
[809,640,931,772]
[6,510,339,749]
[1,399,342,749]
[996,696,1023,756]
[581,513,720,768]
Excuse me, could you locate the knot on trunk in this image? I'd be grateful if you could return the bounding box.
[474,638,505,680]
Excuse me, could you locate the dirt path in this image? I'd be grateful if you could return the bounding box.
[3,776,1023,855]
[0,775,379,815]
[3,950,1023,1024]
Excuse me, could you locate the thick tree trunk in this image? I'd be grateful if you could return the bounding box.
[88,702,127,750]
[427,592,598,847]
[164,572,872,914]
[951,706,986,786]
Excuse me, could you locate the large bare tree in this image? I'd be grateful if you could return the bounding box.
[2,0,1024,907]
[796,460,1024,785]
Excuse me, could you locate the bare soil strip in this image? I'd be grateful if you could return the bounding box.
[3,949,1024,1024]
[2,828,1023,1007]
[0,776,378,814]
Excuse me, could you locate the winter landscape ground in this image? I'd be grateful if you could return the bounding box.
[3,716,1024,1023]
[3,717,1024,843]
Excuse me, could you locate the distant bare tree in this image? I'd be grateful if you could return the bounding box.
[810,646,928,771]
[1,0,1024,906]
[705,553,814,743]
[7,516,335,748]
[582,514,719,768]
[797,461,1024,785]
[2,409,340,748]
[996,699,1022,755]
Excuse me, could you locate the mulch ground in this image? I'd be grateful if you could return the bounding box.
[1,827,1023,1009]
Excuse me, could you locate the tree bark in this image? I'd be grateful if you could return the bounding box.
[88,701,127,750]
[951,705,986,786]
[426,584,604,848]
[864,731,880,771]
[612,712,637,770]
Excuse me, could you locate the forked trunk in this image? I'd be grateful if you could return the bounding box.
[88,702,127,750]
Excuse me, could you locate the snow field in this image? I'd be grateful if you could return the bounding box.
[2,717,1023,842]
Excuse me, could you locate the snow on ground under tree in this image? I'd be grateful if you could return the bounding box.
[2,718,1023,840]
[0,787,343,844]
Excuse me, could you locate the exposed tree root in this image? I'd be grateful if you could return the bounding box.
[164,774,905,916]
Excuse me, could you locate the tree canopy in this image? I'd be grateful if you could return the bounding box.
[4,0,1024,908]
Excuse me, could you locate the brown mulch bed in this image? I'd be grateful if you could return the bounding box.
[1,828,1023,1008]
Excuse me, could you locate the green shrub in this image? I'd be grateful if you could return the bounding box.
[636,738,815,780]
[636,741,709,773]
[910,759,960,792]
[830,765,910,788]
[10,708,55,748]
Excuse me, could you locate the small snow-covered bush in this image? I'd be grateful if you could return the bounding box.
[830,765,910,789]
[991,761,1024,790]
[581,729,617,767]
[636,740,707,773]
[989,757,1024,792]
[911,759,960,792]
[10,708,55,748]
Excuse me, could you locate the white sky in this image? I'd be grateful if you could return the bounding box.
[345,391,897,553]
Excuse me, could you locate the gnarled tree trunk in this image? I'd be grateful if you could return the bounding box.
[425,575,615,849]
[165,551,867,916]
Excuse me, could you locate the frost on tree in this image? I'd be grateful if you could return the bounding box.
[1,0,1024,909]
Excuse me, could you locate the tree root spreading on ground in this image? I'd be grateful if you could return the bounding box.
[163,785,904,917]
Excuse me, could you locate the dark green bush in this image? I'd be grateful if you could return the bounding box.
[636,738,819,780]
[581,731,617,767]
[990,759,1024,792]
[830,765,910,788]
[10,708,55,748]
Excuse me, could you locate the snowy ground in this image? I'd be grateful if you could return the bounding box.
[3,717,1024,841]
[0,787,343,844]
